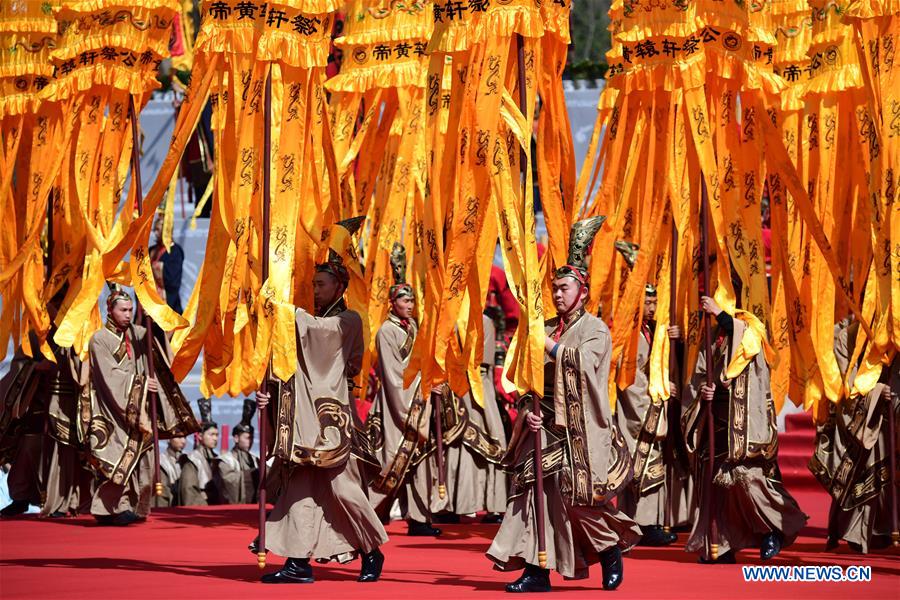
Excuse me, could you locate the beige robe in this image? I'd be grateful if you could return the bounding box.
[810,321,899,552]
[365,315,437,521]
[617,326,669,527]
[218,447,259,504]
[84,323,199,517]
[683,317,807,558]
[42,346,93,516]
[265,305,388,562]
[443,315,508,514]
[487,311,641,579]
[152,446,183,507]
[179,447,220,506]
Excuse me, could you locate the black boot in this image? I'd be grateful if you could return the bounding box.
[433,513,460,524]
[639,525,677,547]
[600,546,623,591]
[94,514,115,526]
[760,531,784,561]
[260,558,314,584]
[358,548,384,582]
[0,500,30,518]
[481,513,504,524]
[407,520,442,536]
[112,511,140,527]
[699,550,736,564]
[505,564,551,593]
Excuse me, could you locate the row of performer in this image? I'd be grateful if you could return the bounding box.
[1,218,897,592]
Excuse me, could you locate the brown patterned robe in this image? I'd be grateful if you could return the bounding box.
[683,315,807,559]
[365,315,440,522]
[810,320,899,552]
[83,322,199,518]
[264,305,388,562]
[487,310,641,579]
[217,447,259,504]
[617,325,669,527]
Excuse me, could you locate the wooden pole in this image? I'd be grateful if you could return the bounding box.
[515,33,547,570]
[433,388,447,499]
[664,220,678,534]
[256,70,273,569]
[889,392,898,547]
[699,176,718,561]
[128,97,163,499]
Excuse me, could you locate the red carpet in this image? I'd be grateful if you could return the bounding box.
[1,417,897,599]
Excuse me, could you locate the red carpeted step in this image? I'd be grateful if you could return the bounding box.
[778,410,820,495]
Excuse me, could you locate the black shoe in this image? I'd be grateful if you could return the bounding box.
[760,531,784,561]
[825,536,839,551]
[358,548,384,582]
[47,511,67,519]
[639,525,677,547]
[95,515,115,526]
[847,541,864,554]
[407,521,442,536]
[699,550,736,564]
[260,558,314,584]
[112,511,140,527]
[482,513,504,524]
[433,513,460,524]
[600,546,623,591]
[505,564,551,593]
[0,500,30,518]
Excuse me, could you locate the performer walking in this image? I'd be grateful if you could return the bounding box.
[84,289,198,526]
[256,254,388,583]
[487,218,641,593]
[366,244,442,537]
[682,293,807,562]
[614,242,678,547]
[810,317,899,553]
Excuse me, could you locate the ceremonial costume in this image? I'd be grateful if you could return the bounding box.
[810,320,899,553]
[179,399,221,506]
[83,292,198,524]
[613,242,676,545]
[218,399,260,505]
[487,217,641,591]
[41,344,93,517]
[0,342,51,515]
[683,311,807,561]
[262,256,387,583]
[441,315,508,517]
[153,443,184,507]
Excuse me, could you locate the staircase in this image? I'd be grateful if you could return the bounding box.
[778,412,830,529]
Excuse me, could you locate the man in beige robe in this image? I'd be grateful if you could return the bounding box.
[365,267,442,536]
[439,314,508,522]
[84,290,199,526]
[256,257,388,584]
[810,318,899,553]
[683,295,807,562]
[153,436,185,507]
[487,217,641,593]
[617,285,678,546]
[179,408,221,506]
[217,399,259,505]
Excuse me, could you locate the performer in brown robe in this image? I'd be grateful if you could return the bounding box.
[217,399,259,504]
[83,289,199,525]
[179,400,221,506]
[683,294,807,562]
[487,217,641,593]
[613,242,678,546]
[0,341,51,517]
[153,435,185,507]
[810,318,899,553]
[366,244,442,536]
[438,314,508,523]
[256,253,388,584]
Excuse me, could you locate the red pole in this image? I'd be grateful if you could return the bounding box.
[129,97,163,499]
[665,220,678,534]
[700,176,718,560]
[889,391,898,547]
[256,69,273,569]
